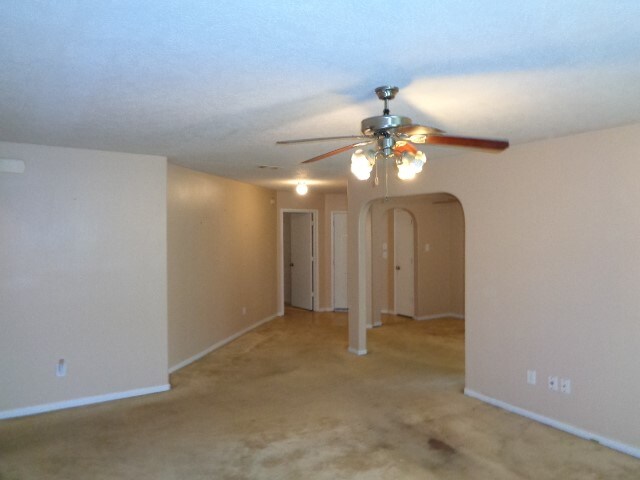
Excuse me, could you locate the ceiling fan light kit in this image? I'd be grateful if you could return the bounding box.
[277,86,509,184]
[350,149,374,180]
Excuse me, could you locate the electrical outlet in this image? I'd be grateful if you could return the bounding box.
[548,375,559,392]
[56,359,67,377]
[560,378,571,394]
[527,370,537,385]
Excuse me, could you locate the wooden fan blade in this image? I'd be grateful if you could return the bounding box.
[395,124,445,136]
[425,134,509,151]
[277,135,369,145]
[301,141,374,164]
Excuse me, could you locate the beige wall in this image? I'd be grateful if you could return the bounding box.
[348,123,640,450]
[450,202,465,313]
[276,190,347,312]
[370,196,464,323]
[167,164,278,369]
[0,142,168,414]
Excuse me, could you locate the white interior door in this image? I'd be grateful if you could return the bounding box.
[394,209,414,317]
[290,213,313,310]
[333,212,348,310]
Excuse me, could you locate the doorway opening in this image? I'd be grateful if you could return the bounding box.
[368,193,465,327]
[281,210,318,313]
[393,208,415,318]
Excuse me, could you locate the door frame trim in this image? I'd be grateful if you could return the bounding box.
[279,209,319,315]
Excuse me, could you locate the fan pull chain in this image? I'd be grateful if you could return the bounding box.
[384,156,389,200]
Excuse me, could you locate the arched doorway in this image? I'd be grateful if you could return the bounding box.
[368,193,465,327]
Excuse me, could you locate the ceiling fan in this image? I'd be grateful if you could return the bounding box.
[277,86,509,182]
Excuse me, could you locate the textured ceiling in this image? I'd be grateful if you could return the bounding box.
[1,1,639,192]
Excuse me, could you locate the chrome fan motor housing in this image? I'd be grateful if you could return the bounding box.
[361,115,412,136]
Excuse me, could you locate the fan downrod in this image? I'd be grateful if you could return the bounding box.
[375,85,398,115]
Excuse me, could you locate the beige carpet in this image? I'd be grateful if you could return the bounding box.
[1,309,638,479]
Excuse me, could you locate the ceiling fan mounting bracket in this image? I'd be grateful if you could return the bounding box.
[374,86,399,101]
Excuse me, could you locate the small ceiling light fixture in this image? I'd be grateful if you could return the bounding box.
[295,181,309,195]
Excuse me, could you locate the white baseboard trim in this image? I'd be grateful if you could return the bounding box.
[314,307,334,312]
[380,309,395,315]
[0,384,170,420]
[464,388,640,459]
[415,312,465,321]
[169,314,278,373]
[348,347,367,356]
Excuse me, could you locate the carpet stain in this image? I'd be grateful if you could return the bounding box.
[428,438,456,454]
